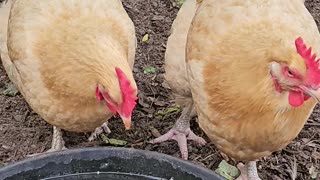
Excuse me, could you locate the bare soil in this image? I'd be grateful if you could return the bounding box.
[0,0,319,179]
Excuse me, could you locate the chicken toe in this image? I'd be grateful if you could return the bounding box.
[236,161,261,180]
[149,104,206,160]
[88,121,111,141]
[150,127,205,160]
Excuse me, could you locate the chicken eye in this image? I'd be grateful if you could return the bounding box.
[287,69,294,78]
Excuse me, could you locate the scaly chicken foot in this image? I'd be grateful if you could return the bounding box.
[236,161,261,180]
[88,121,111,142]
[48,126,67,152]
[149,104,206,160]
[27,126,66,157]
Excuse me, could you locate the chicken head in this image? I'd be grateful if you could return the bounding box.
[96,67,138,129]
[270,37,320,107]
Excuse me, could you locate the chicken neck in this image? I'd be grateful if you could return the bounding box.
[149,103,206,160]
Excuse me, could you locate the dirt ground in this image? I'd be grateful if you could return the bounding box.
[0,0,319,179]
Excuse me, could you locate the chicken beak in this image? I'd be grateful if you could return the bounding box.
[119,115,131,130]
[300,86,320,103]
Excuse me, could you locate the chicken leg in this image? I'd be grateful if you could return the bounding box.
[88,121,111,141]
[47,126,67,152]
[27,126,66,157]
[236,161,261,180]
[149,104,206,160]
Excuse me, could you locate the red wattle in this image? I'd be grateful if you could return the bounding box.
[288,91,304,107]
[304,96,311,101]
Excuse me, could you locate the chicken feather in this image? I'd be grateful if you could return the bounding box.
[0,0,137,153]
[154,0,320,179]
[187,0,320,179]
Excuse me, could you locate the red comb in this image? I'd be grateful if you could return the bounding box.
[295,37,320,87]
[115,67,138,117]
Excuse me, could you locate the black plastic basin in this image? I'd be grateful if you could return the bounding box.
[0,147,222,180]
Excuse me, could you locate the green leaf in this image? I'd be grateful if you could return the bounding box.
[215,160,240,180]
[155,105,182,119]
[108,138,127,146]
[100,134,127,146]
[1,82,18,97]
[142,34,149,42]
[143,66,156,74]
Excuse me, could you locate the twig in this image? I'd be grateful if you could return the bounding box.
[201,153,215,161]
[291,156,297,180]
[282,149,299,155]
[305,122,320,126]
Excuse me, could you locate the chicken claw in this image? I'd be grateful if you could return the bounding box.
[27,126,66,157]
[88,121,111,141]
[236,161,261,180]
[149,104,206,160]
[150,127,206,160]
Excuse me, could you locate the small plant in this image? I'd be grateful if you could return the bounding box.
[143,66,156,74]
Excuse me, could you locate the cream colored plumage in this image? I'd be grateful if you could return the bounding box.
[153,0,320,179]
[150,0,206,160]
[0,0,137,153]
[164,0,197,106]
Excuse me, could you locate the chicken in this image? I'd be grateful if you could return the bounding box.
[150,0,206,160]
[152,0,320,179]
[0,0,138,154]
